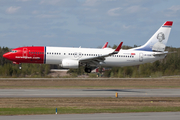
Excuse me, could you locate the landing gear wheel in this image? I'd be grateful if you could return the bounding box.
[85,68,92,73]
[19,63,22,70]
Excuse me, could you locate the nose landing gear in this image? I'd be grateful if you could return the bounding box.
[13,62,21,69]
[19,63,22,69]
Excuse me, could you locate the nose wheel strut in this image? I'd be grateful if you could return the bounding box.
[19,63,22,70]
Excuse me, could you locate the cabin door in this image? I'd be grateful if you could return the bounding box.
[139,53,143,62]
[23,48,27,58]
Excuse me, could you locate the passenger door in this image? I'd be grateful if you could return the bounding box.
[139,53,143,62]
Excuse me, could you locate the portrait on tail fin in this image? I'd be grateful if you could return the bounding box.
[132,21,173,52]
[152,32,165,52]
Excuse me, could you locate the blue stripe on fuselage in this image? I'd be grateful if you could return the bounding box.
[44,46,46,64]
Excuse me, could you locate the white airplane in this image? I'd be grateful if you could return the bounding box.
[3,21,173,73]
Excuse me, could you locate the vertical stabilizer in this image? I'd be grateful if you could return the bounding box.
[133,21,173,52]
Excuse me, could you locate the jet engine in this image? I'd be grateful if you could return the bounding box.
[61,59,79,68]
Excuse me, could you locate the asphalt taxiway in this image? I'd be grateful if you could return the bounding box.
[0,88,180,98]
[1,112,180,120]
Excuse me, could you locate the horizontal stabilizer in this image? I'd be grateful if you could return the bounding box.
[153,51,176,56]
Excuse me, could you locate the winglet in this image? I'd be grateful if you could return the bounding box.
[112,42,123,54]
[102,42,108,49]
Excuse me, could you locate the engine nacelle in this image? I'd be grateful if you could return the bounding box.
[61,59,79,68]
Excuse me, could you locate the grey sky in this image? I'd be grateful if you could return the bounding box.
[0,0,180,48]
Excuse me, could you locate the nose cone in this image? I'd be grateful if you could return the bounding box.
[3,52,11,60]
[3,53,8,59]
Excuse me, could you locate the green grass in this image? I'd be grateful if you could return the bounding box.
[1,106,180,115]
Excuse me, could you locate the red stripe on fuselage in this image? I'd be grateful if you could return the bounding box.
[4,46,45,64]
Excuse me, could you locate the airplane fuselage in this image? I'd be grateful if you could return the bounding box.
[3,21,172,73]
[3,46,165,67]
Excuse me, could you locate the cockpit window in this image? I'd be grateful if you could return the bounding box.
[11,50,17,53]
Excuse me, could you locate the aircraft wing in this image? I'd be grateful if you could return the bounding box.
[79,42,123,66]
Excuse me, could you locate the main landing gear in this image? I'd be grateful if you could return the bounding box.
[84,67,92,73]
